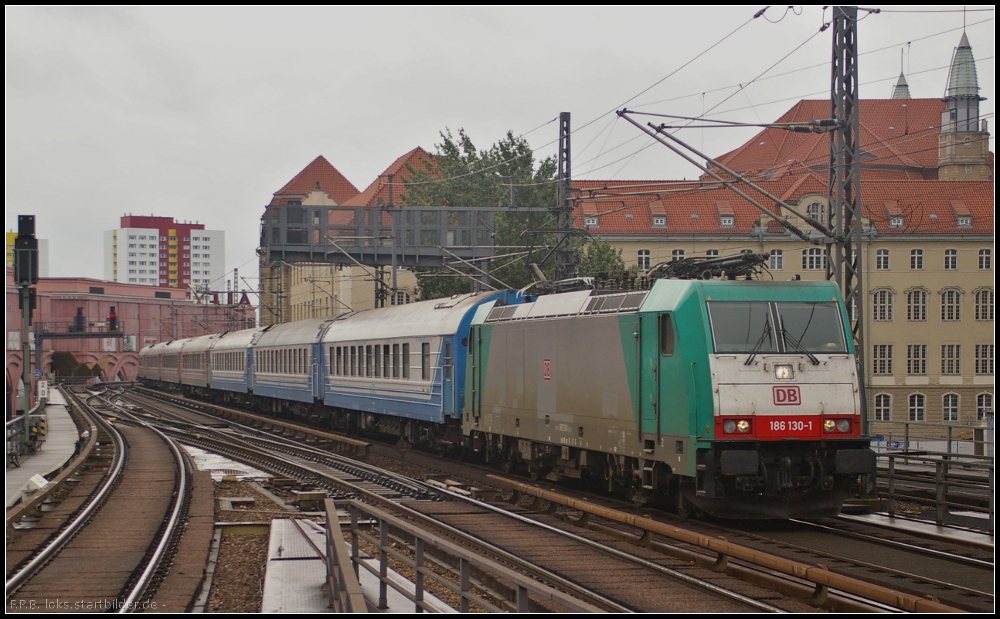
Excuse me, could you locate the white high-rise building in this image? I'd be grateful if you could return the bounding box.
[103,215,225,291]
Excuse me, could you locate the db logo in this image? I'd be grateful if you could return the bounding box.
[543,358,551,381]
[772,386,801,406]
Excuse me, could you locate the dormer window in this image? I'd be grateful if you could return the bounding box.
[584,217,598,227]
[806,201,825,222]
[720,216,734,227]
[652,216,666,227]
[890,217,904,228]
[957,215,972,227]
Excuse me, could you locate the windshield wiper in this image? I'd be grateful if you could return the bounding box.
[744,319,772,366]
[782,327,820,365]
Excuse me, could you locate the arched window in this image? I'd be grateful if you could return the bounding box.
[906,289,927,321]
[874,393,892,421]
[977,393,993,420]
[975,289,994,321]
[942,393,960,422]
[941,289,962,321]
[872,289,893,321]
[908,393,925,422]
[769,249,783,270]
[637,249,651,270]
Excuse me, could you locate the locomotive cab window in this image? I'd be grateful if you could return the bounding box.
[659,314,675,356]
[708,301,847,354]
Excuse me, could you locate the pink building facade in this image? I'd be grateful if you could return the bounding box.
[5,268,254,416]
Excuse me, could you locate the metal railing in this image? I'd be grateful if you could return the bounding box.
[870,416,994,457]
[6,386,48,466]
[877,450,994,532]
[325,500,367,613]
[338,499,604,613]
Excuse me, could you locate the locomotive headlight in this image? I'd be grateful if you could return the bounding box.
[722,419,751,434]
[822,419,852,434]
[774,363,794,380]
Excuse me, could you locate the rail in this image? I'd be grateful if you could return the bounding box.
[487,475,962,612]
[342,498,605,613]
[5,392,127,596]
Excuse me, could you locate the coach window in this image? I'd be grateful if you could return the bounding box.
[660,314,675,356]
[392,344,400,378]
[366,345,374,377]
[350,346,357,377]
[444,342,453,380]
[383,345,391,378]
[374,345,382,377]
[422,343,431,380]
[402,343,411,379]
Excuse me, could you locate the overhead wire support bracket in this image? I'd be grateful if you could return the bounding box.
[616,109,832,244]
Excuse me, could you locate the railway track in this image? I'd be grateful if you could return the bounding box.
[119,386,987,612]
[6,388,190,613]
[120,388,806,611]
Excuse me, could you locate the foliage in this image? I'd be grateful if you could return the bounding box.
[404,129,561,299]
[579,236,625,275]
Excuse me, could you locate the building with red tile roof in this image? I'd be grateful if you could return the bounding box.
[269,155,361,206]
[259,154,423,326]
[574,32,993,434]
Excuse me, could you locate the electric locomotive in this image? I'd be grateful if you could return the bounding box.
[137,269,875,519]
[462,278,875,519]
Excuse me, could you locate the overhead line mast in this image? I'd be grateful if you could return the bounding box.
[828,5,865,362]
[616,6,871,353]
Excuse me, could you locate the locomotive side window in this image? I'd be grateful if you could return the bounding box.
[659,314,675,356]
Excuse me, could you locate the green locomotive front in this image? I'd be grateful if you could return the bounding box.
[462,278,874,519]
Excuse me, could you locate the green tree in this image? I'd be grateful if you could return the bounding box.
[579,236,625,275]
[404,129,560,299]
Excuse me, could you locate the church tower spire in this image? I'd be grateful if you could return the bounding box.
[891,50,911,99]
[938,32,990,180]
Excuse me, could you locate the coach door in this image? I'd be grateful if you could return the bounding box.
[638,313,662,442]
[441,340,455,416]
[246,349,254,392]
[469,326,482,425]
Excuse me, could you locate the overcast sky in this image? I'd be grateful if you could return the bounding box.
[5,6,994,288]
